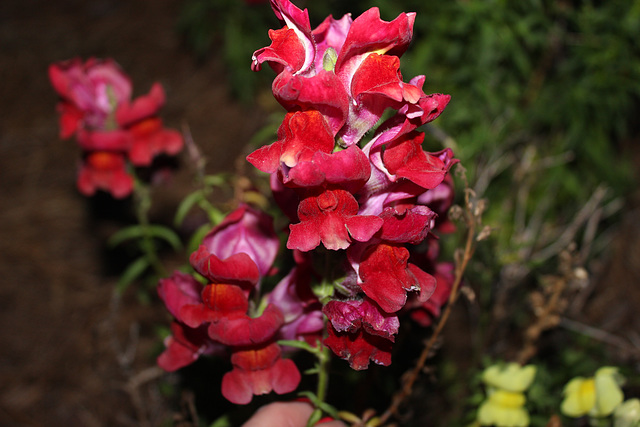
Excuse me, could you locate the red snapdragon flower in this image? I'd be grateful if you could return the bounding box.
[222,342,301,404]
[49,57,131,137]
[49,57,183,198]
[158,206,304,404]
[288,188,383,251]
[76,151,133,198]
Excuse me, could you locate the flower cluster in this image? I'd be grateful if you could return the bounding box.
[157,0,457,405]
[476,363,537,427]
[49,58,183,198]
[157,205,323,404]
[250,0,457,371]
[561,366,625,420]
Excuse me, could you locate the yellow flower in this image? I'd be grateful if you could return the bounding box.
[561,366,624,418]
[482,363,537,392]
[477,390,530,427]
[477,363,537,426]
[614,399,640,427]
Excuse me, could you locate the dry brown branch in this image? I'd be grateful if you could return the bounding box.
[378,169,481,426]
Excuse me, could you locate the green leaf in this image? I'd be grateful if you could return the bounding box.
[109,225,182,251]
[209,415,231,427]
[203,174,228,188]
[174,190,204,227]
[306,408,323,427]
[116,256,150,294]
[298,391,340,421]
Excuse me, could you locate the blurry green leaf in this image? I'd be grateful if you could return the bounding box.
[116,256,150,294]
[109,225,182,251]
[174,190,204,227]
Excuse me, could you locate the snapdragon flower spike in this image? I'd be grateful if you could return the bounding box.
[200,204,280,277]
[287,188,383,251]
[222,342,301,404]
[50,57,184,198]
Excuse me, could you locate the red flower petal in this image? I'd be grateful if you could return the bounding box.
[189,245,260,286]
[76,151,133,198]
[378,205,436,244]
[358,243,421,313]
[323,298,399,340]
[324,323,392,370]
[251,27,307,74]
[382,132,448,190]
[208,304,284,346]
[116,82,165,127]
[287,189,382,251]
[247,110,334,174]
[158,271,203,320]
[221,342,301,404]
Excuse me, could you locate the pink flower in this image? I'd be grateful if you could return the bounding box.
[49,57,132,136]
[247,110,335,174]
[252,1,432,146]
[200,204,280,277]
[50,57,184,198]
[268,259,324,344]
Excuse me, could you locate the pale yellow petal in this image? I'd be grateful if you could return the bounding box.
[561,378,595,418]
[592,367,624,417]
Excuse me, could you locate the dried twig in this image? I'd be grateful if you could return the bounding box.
[378,169,482,426]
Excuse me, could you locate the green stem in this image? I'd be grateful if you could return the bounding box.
[316,344,330,404]
[133,177,167,278]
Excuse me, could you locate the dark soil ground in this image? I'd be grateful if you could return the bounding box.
[1,0,639,426]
